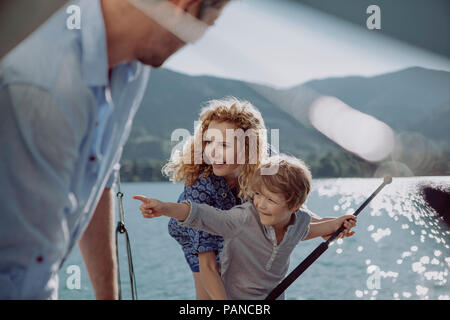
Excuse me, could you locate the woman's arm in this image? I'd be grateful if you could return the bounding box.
[181,185,228,300]
[303,215,356,241]
[198,252,227,300]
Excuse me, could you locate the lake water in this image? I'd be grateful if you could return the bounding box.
[58,177,450,300]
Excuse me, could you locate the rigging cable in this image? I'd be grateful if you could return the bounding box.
[115,171,138,300]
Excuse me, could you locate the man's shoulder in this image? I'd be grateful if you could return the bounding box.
[0,38,93,128]
[0,10,83,94]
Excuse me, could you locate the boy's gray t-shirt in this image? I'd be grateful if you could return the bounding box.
[179,200,312,300]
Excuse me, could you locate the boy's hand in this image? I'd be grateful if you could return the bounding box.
[323,215,357,240]
[336,215,357,238]
[133,195,165,218]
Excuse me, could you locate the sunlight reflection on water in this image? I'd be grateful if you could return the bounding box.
[294,176,450,300]
[58,177,450,300]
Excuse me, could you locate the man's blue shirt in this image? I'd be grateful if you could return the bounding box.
[0,0,150,299]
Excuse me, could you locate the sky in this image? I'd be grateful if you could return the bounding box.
[164,0,450,88]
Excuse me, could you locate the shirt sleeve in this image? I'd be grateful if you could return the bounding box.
[179,200,249,239]
[301,206,322,221]
[105,163,119,188]
[297,209,312,242]
[0,84,77,299]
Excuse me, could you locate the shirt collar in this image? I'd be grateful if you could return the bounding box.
[260,208,297,245]
[79,0,143,88]
[79,0,109,87]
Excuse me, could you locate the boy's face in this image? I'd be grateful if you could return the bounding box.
[252,186,299,230]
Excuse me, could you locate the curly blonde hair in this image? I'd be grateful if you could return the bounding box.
[162,97,268,200]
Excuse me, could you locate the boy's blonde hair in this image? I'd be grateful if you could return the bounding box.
[250,154,312,210]
[163,97,268,200]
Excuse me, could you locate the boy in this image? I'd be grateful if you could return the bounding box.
[134,154,356,299]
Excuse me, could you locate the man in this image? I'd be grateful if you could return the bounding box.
[0,0,229,299]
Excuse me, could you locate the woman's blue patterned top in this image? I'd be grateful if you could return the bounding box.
[168,172,241,272]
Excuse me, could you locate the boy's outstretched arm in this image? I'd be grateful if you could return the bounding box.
[135,195,229,299]
[133,195,190,221]
[303,215,356,241]
[134,196,248,238]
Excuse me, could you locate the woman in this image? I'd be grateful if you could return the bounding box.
[163,97,268,299]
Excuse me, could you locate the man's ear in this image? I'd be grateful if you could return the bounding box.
[169,0,203,18]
